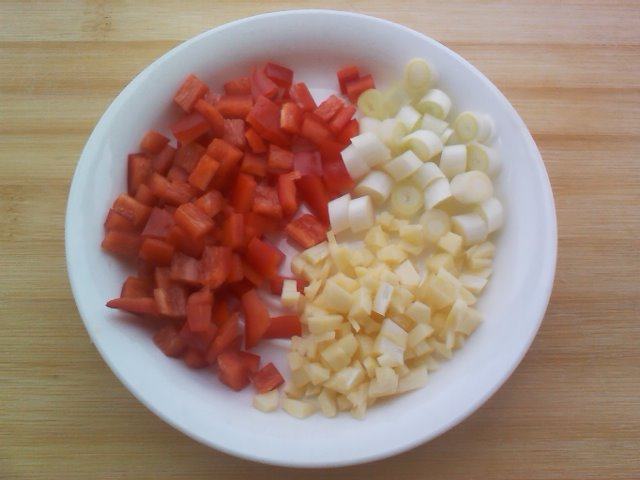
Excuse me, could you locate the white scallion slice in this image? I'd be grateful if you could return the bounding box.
[358,88,387,120]
[384,150,423,181]
[378,118,408,151]
[348,196,375,233]
[328,193,351,234]
[390,184,424,218]
[382,82,410,117]
[450,171,493,204]
[351,132,391,167]
[404,58,434,94]
[467,142,501,177]
[423,177,452,209]
[412,162,445,189]
[359,117,382,136]
[354,171,394,205]
[453,111,494,142]
[440,127,455,144]
[395,105,422,131]
[420,113,449,135]
[452,213,488,246]
[420,209,451,243]
[401,130,443,161]
[439,145,467,178]
[417,89,452,119]
[476,197,504,233]
[341,144,370,180]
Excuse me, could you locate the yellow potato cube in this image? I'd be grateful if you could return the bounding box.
[437,231,463,256]
[405,301,432,324]
[252,390,279,412]
[282,398,317,419]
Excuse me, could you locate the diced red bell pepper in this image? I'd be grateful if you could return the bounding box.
[243,212,279,242]
[167,225,205,258]
[186,288,213,332]
[105,209,137,233]
[194,99,225,138]
[263,315,302,339]
[280,102,302,134]
[173,74,209,113]
[246,96,290,147]
[245,237,284,279]
[222,118,246,149]
[237,351,261,375]
[240,153,267,177]
[329,104,357,134]
[121,276,154,298]
[183,348,209,369]
[187,154,219,191]
[241,260,264,287]
[152,144,176,175]
[140,130,170,155]
[252,363,284,393]
[142,207,174,240]
[174,142,206,173]
[241,289,271,349]
[127,154,152,196]
[296,174,329,224]
[199,246,231,289]
[174,203,214,239]
[206,314,241,362]
[289,82,317,112]
[336,118,360,144]
[293,151,322,176]
[154,266,172,290]
[314,95,344,123]
[268,276,306,295]
[211,298,229,326]
[216,94,254,119]
[134,183,155,206]
[285,213,327,248]
[227,253,244,283]
[154,283,188,318]
[323,156,355,196]
[345,74,375,102]
[167,165,189,183]
[217,350,250,390]
[244,128,267,154]
[139,238,174,266]
[267,144,294,173]
[171,112,210,145]
[301,114,333,146]
[231,173,257,213]
[102,230,141,257]
[106,296,159,316]
[154,325,187,357]
[195,191,223,218]
[222,212,245,250]
[250,67,278,100]
[170,252,201,285]
[136,258,156,281]
[337,65,360,94]
[264,62,294,88]
[252,185,283,219]
[207,139,243,189]
[113,193,152,228]
[224,76,252,95]
[277,172,299,217]
[149,174,194,206]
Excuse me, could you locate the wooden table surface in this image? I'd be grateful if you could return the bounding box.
[1,1,639,478]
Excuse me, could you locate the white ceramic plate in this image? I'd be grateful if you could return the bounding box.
[66,10,557,468]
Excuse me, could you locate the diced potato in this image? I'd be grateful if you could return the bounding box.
[437,266,462,290]
[468,266,493,279]
[304,384,322,397]
[329,244,355,275]
[335,322,351,338]
[429,338,453,359]
[302,304,329,321]
[405,301,431,324]
[426,252,458,275]
[412,339,435,357]
[291,367,310,388]
[456,306,483,336]
[399,224,425,245]
[336,394,352,411]
[349,287,372,322]
[459,273,488,294]
[364,225,389,251]
[325,365,366,394]
[336,333,358,358]
[357,335,375,359]
[362,317,381,335]
[379,318,409,347]
[287,351,304,371]
[390,218,409,232]
[444,299,467,332]
[377,244,408,265]
[253,390,279,413]
[445,330,456,350]
[290,255,306,277]
[458,285,477,306]
[315,280,353,314]
[362,356,378,378]
[467,256,492,270]
[399,240,424,257]
[368,367,399,398]
[394,260,421,289]
[330,273,360,293]
[307,314,343,334]
[430,311,448,335]
[376,211,395,230]
[350,248,376,267]
[302,241,329,265]
[304,362,331,385]
[318,388,338,418]
[290,336,306,355]
[375,337,405,367]
[408,323,434,348]
[282,398,317,419]
[392,314,414,332]
[348,318,361,332]
[373,282,394,318]
[303,279,323,302]
[454,333,466,350]
[416,275,457,310]
[281,279,303,311]
[396,367,428,394]
[437,231,463,256]
[388,286,415,316]
[346,381,368,408]
[320,342,351,371]
[380,269,400,286]
[283,382,304,399]
[467,241,495,260]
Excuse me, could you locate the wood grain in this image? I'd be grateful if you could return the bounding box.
[1,1,639,479]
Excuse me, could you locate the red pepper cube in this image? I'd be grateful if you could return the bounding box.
[194,99,225,138]
[174,203,214,239]
[252,185,283,219]
[337,65,360,94]
[285,213,327,248]
[245,237,284,280]
[252,363,285,393]
[171,112,210,145]
[128,154,153,197]
[267,144,294,173]
[264,62,294,88]
[173,74,209,113]
[241,289,271,350]
[314,95,344,123]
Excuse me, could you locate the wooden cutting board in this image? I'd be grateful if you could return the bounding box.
[1,1,638,479]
